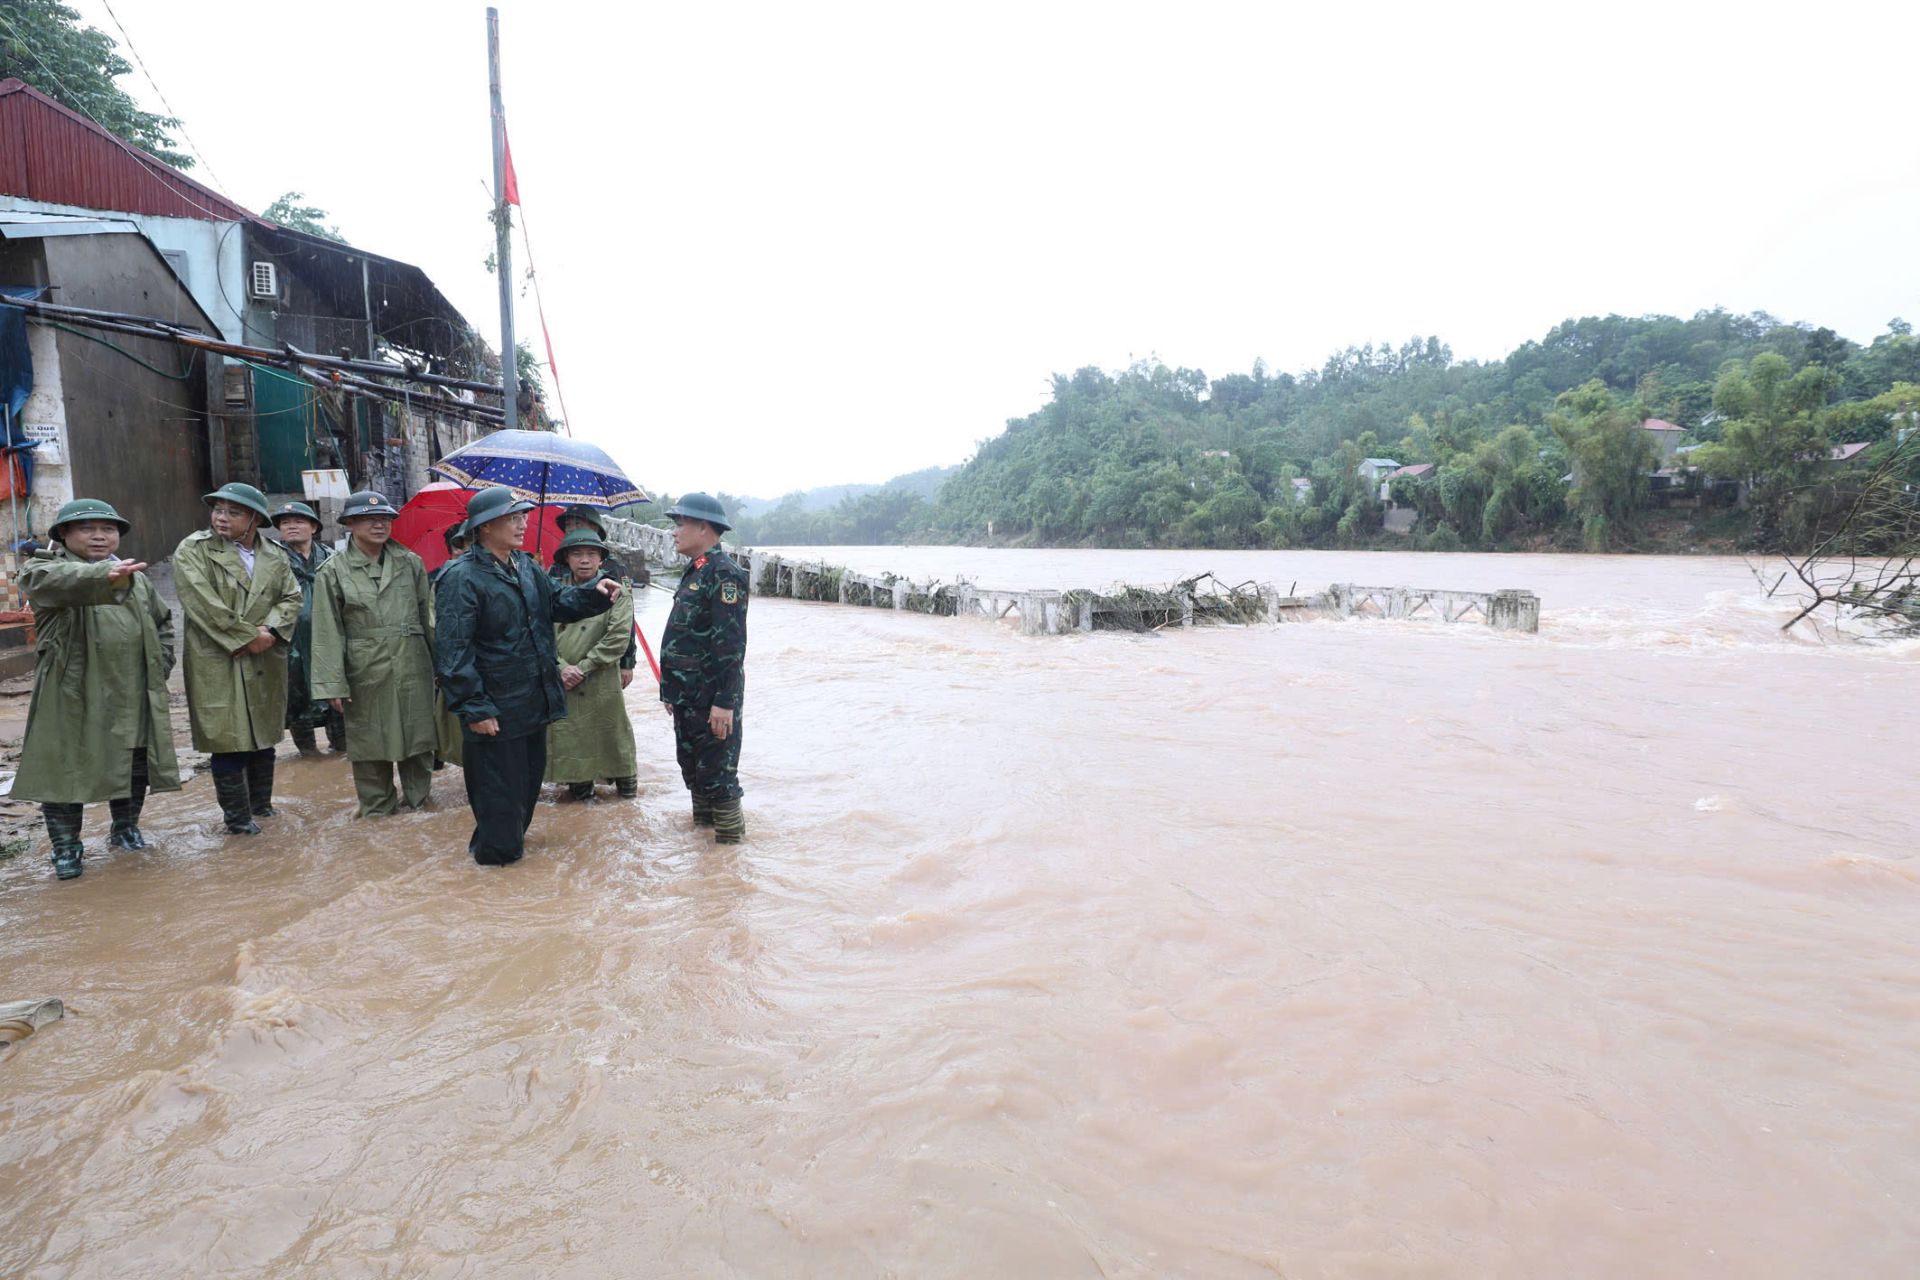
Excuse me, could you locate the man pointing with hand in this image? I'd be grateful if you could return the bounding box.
[434,487,620,866]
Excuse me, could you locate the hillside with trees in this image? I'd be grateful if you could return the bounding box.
[816,311,1917,553]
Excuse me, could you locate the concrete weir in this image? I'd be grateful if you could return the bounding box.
[603,519,1540,635]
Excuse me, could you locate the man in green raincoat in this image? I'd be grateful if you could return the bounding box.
[430,521,470,770]
[544,527,638,799]
[551,504,642,686]
[270,500,345,754]
[15,498,181,880]
[309,490,438,817]
[173,482,303,835]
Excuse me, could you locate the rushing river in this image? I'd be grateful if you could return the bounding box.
[1,549,1915,1278]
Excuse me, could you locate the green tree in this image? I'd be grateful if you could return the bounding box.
[0,0,192,168]
[262,192,346,243]
[1690,353,1831,543]
[1548,380,1654,549]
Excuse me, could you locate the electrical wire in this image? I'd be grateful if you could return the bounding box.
[0,7,241,226]
[47,321,196,379]
[96,0,232,198]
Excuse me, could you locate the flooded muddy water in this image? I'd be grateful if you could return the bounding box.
[1,549,1916,1277]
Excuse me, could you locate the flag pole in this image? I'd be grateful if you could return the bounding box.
[487,8,517,433]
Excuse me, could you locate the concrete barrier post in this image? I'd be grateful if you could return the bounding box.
[1489,589,1540,633]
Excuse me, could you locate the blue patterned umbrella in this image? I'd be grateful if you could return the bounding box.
[430,430,650,508]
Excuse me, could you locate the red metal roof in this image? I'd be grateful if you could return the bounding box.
[1387,463,1435,479]
[1642,418,1683,432]
[0,79,254,222]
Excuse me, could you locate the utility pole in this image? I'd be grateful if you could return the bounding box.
[488,7,517,432]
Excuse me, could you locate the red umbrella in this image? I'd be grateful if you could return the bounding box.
[393,484,662,681]
[392,482,564,573]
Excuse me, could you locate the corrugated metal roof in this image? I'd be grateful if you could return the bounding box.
[0,79,255,222]
[1642,418,1683,432]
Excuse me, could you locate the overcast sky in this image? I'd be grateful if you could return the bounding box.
[60,0,1920,498]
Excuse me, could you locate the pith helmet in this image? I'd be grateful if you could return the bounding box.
[556,503,608,536]
[341,490,401,521]
[270,500,323,529]
[203,481,271,521]
[442,520,469,551]
[550,525,611,567]
[664,491,730,532]
[463,485,535,530]
[50,497,130,538]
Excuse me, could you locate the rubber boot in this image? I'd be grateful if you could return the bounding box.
[44,803,84,880]
[108,798,145,849]
[246,752,277,818]
[325,708,347,752]
[214,773,261,835]
[712,799,746,845]
[614,776,638,800]
[107,749,151,849]
[691,798,714,827]
[290,724,318,754]
[567,781,595,802]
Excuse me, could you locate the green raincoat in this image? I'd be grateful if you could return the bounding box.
[544,586,637,783]
[308,540,437,763]
[281,539,335,729]
[12,548,181,804]
[173,528,303,754]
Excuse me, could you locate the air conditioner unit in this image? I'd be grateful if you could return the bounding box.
[249,261,278,300]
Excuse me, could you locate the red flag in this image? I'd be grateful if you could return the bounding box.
[502,131,521,206]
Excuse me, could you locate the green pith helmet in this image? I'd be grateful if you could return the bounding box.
[50,497,130,539]
[550,526,611,568]
[270,500,323,529]
[203,481,271,521]
[463,485,535,530]
[341,490,401,521]
[664,491,730,533]
[556,503,608,536]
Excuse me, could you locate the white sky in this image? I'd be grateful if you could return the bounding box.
[59,0,1920,498]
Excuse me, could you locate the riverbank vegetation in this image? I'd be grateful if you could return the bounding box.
[725,311,1919,557]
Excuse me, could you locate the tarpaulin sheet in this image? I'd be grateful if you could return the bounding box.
[0,286,46,495]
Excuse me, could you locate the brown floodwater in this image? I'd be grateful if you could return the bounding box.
[1,549,1916,1278]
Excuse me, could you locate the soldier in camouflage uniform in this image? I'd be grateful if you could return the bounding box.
[657,492,747,843]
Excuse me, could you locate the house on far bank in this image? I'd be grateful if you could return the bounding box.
[1380,462,1434,532]
[1289,476,1313,505]
[1379,461,1433,502]
[1642,418,1685,463]
[1357,457,1401,486]
[1827,442,1871,464]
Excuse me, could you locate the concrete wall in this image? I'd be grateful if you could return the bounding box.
[35,234,213,558]
[0,197,248,342]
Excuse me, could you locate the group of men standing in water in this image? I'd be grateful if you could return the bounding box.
[13,482,749,880]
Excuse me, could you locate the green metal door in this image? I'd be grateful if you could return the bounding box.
[252,365,317,492]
